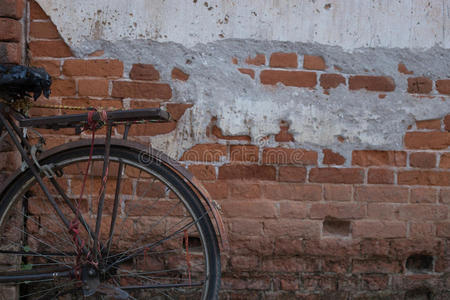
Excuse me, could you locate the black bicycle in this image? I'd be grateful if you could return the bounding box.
[0,65,223,299]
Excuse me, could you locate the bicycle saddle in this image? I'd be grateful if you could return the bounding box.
[0,64,51,101]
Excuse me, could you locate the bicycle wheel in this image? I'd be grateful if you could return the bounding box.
[0,143,221,299]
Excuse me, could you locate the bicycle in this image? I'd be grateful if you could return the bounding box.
[0,65,225,299]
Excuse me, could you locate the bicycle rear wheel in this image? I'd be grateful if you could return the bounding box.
[0,144,220,299]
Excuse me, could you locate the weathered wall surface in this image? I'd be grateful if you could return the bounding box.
[22,0,450,298]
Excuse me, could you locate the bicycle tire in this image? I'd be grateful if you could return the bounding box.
[0,143,220,299]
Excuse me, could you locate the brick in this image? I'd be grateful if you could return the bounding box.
[0,0,24,19]
[128,63,159,81]
[260,70,316,88]
[398,63,413,74]
[230,219,263,237]
[404,132,449,150]
[416,119,441,130]
[398,170,450,186]
[171,67,189,81]
[112,81,171,100]
[323,149,345,165]
[368,169,394,184]
[440,153,450,168]
[398,204,447,221]
[0,18,21,42]
[181,144,226,162]
[126,122,176,136]
[324,185,352,201]
[263,183,322,201]
[165,103,192,120]
[230,256,259,271]
[436,222,450,237]
[407,77,433,94]
[278,166,307,182]
[409,152,436,168]
[410,222,435,239]
[274,121,294,142]
[310,203,365,219]
[221,200,276,218]
[262,257,319,273]
[436,79,450,95]
[245,53,265,66]
[78,79,109,97]
[439,189,450,204]
[30,59,61,76]
[355,186,408,203]
[51,79,76,96]
[203,181,228,199]
[29,21,59,39]
[264,219,320,238]
[320,73,345,89]
[309,168,364,184]
[229,182,261,199]
[229,145,258,162]
[352,150,406,167]
[279,201,308,218]
[219,164,276,180]
[410,188,437,203]
[367,203,398,220]
[303,55,326,70]
[349,76,395,92]
[352,220,407,238]
[188,164,216,180]
[30,0,48,19]
[262,147,317,165]
[0,42,20,63]
[269,52,298,68]
[237,68,255,79]
[29,40,72,58]
[352,258,402,273]
[64,59,123,77]
[62,98,122,111]
[445,115,450,131]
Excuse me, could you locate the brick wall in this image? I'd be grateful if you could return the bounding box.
[6,1,450,298]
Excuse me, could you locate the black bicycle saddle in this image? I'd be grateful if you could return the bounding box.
[0,64,51,101]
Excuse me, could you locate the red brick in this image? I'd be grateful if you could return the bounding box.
[320,73,345,89]
[219,164,276,180]
[129,63,160,81]
[279,201,308,218]
[30,0,48,19]
[188,164,216,180]
[0,42,20,63]
[274,121,294,142]
[310,203,365,219]
[349,76,395,92]
[410,222,435,238]
[229,182,261,199]
[410,188,438,203]
[29,21,59,39]
[303,55,326,70]
[125,122,176,136]
[260,70,316,88]
[269,52,298,68]
[64,59,123,77]
[407,77,433,94]
[29,40,72,58]
[263,183,322,201]
[165,103,192,120]
[51,79,76,96]
[221,200,276,218]
[368,169,394,184]
[439,189,450,204]
[112,81,171,100]
[323,185,352,201]
[30,59,60,76]
[436,222,450,237]
[245,53,265,66]
[0,18,20,42]
[171,67,189,81]
[262,257,319,273]
[229,145,259,162]
[355,186,408,203]
[0,0,24,19]
[264,219,320,238]
[230,219,263,237]
[352,220,407,238]
[440,153,450,168]
[404,132,449,150]
[367,203,398,220]
[237,68,255,79]
[445,115,450,131]
[436,79,450,95]
[278,166,307,182]
[78,79,109,97]
[309,168,364,184]
[323,149,345,165]
[398,63,413,75]
[352,150,406,167]
[203,181,228,199]
[230,256,259,271]
[398,170,450,186]
[409,152,436,168]
[262,147,317,165]
[180,144,227,162]
[352,258,402,273]
[416,119,441,130]
[398,204,447,221]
